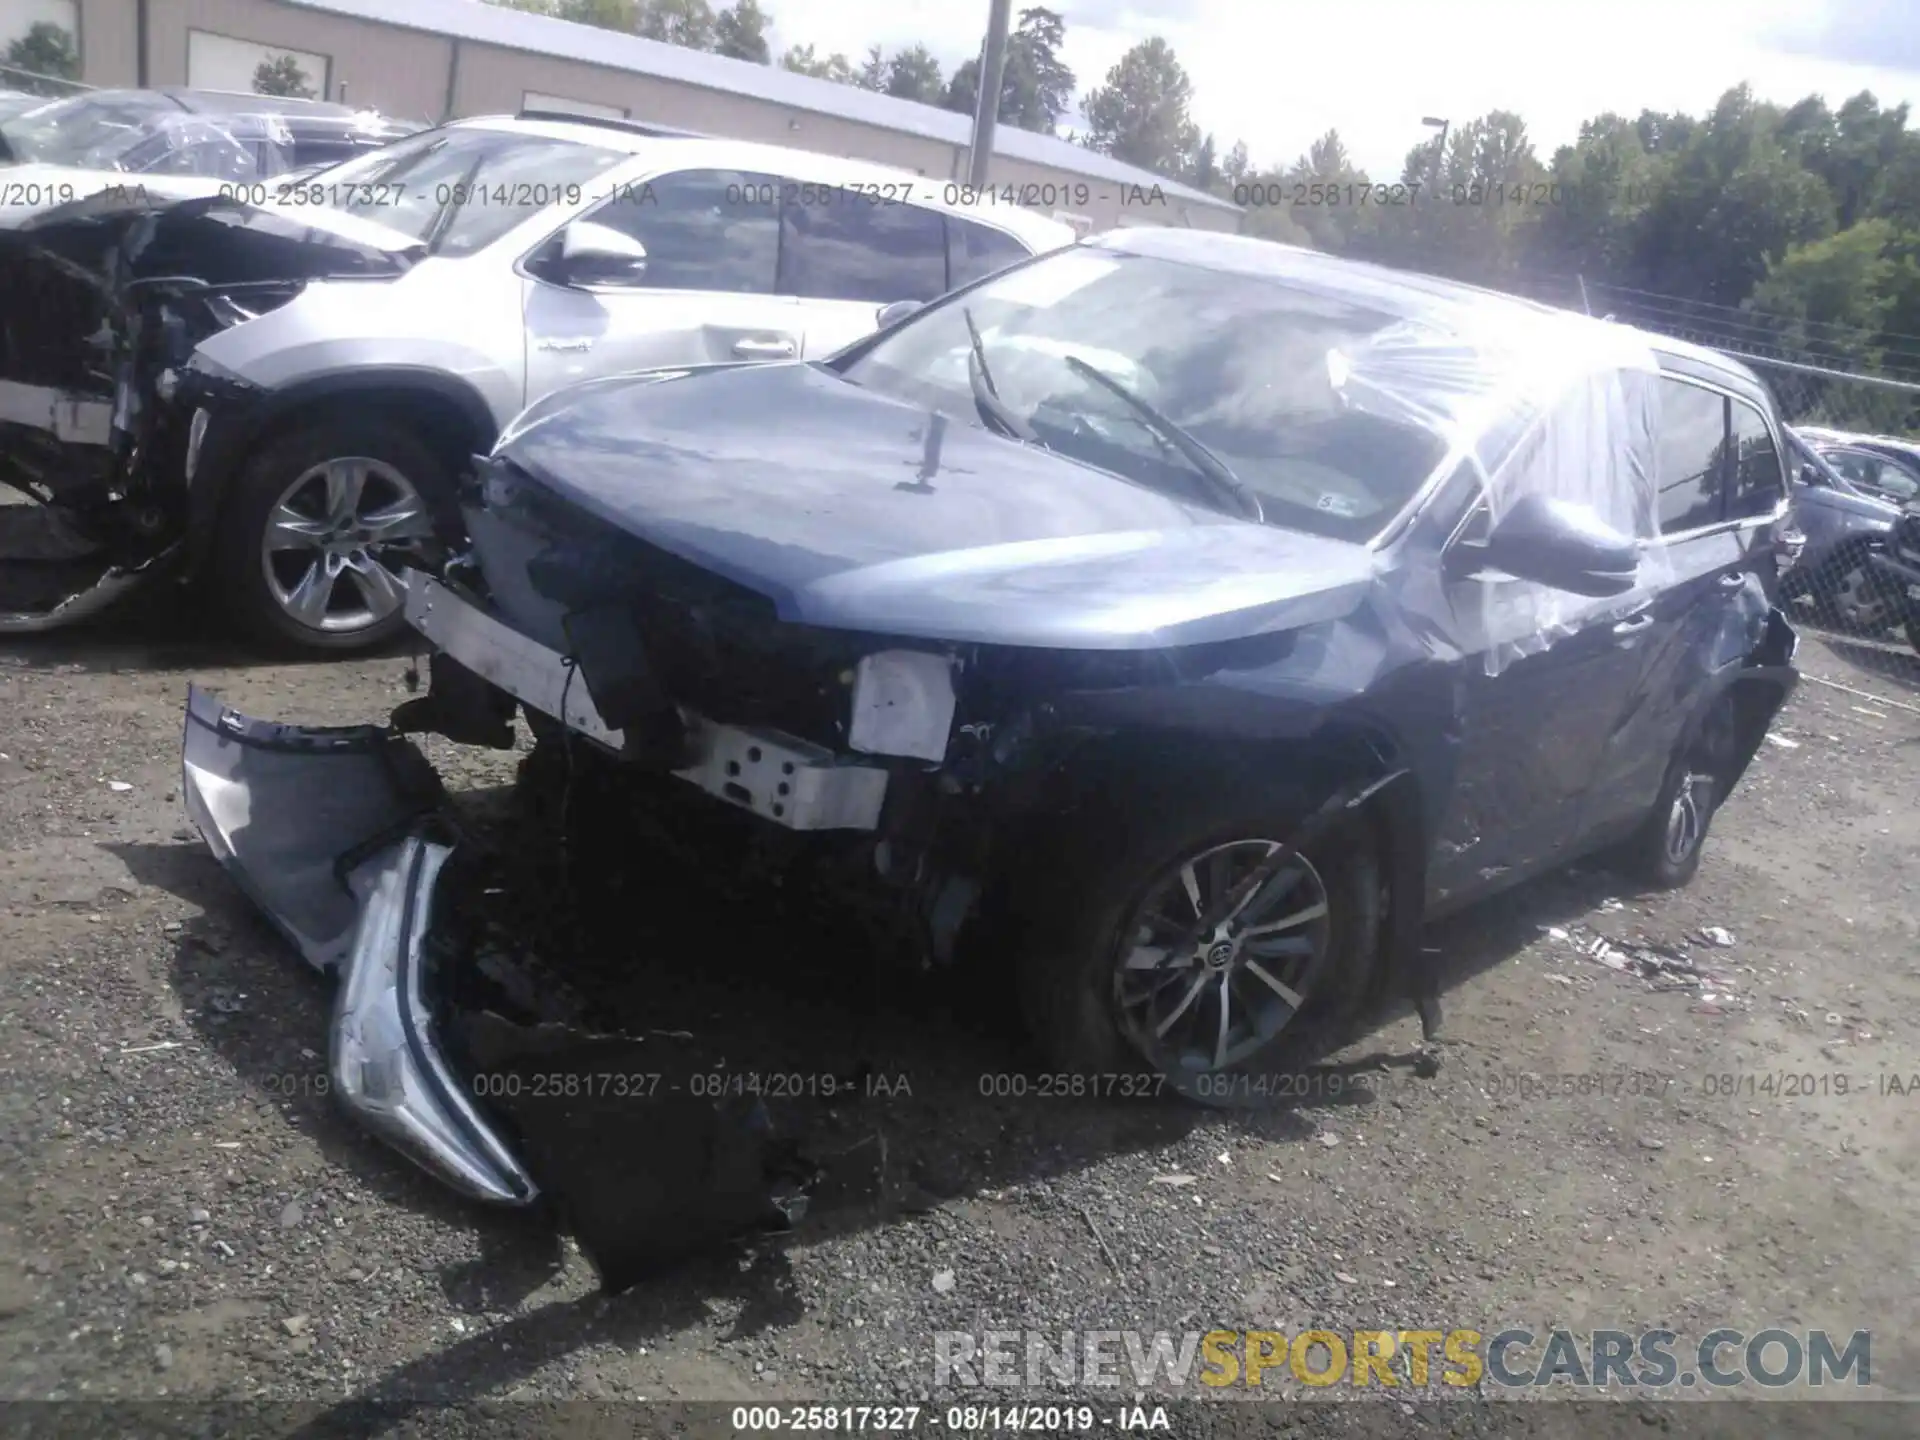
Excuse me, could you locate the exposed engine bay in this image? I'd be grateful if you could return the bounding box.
[0,188,413,630]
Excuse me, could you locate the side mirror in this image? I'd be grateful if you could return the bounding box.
[1475,493,1639,597]
[876,300,923,329]
[1797,461,1826,488]
[554,221,647,286]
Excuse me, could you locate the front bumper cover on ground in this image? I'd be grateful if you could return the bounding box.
[180,685,537,1205]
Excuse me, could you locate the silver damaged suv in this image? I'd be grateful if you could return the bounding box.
[0,113,1072,650]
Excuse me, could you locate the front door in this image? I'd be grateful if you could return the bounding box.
[520,168,804,408]
[1426,550,1655,907]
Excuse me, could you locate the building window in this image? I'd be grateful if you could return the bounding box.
[523,91,628,121]
[186,30,332,101]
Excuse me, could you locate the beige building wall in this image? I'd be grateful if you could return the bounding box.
[138,0,452,117]
[68,0,1238,232]
[451,43,953,177]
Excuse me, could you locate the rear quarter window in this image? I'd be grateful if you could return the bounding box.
[947,217,1032,288]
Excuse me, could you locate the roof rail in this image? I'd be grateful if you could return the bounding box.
[514,108,706,139]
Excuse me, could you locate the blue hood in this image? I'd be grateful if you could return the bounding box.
[490,361,1378,650]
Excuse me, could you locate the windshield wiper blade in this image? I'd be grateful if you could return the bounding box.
[962,307,1041,445]
[1063,355,1263,522]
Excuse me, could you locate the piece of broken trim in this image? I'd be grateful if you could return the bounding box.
[180,685,534,1204]
[0,561,163,633]
[330,833,538,1204]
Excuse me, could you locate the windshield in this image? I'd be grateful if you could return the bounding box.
[0,90,186,167]
[289,125,626,255]
[836,248,1456,543]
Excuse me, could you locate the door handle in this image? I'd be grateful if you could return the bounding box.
[1717,572,1747,590]
[1612,612,1654,636]
[732,337,796,359]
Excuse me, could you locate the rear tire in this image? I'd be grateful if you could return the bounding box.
[1013,771,1384,1105]
[213,415,451,654]
[1619,694,1739,889]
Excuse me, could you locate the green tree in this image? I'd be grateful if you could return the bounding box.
[1188,133,1218,189]
[781,44,855,85]
[712,0,771,62]
[883,44,944,105]
[636,0,715,47]
[1221,139,1250,187]
[1079,37,1199,175]
[856,45,888,92]
[1526,112,1670,289]
[552,0,641,28]
[944,6,1075,134]
[252,53,318,100]
[1750,219,1899,349]
[1627,86,1837,306]
[1352,111,1546,286]
[5,21,80,94]
[1275,128,1375,252]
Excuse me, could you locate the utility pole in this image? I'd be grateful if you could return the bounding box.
[1422,115,1449,194]
[965,0,1013,190]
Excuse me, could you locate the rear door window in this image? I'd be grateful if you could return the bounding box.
[947,217,1032,288]
[1654,378,1729,534]
[778,193,949,304]
[1727,399,1785,520]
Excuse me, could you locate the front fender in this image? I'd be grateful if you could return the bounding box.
[178,365,500,573]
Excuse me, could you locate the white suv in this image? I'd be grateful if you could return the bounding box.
[0,113,1072,651]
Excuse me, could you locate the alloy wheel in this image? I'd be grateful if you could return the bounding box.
[1113,838,1334,1075]
[1832,563,1893,631]
[1663,772,1715,866]
[259,457,434,635]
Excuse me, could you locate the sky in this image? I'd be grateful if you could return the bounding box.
[760,0,1920,176]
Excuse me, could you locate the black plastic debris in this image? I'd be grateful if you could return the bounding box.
[455,1012,820,1295]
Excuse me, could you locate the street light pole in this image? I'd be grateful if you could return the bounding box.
[965,0,1014,190]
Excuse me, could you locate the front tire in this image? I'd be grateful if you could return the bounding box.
[1015,776,1384,1103]
[213,415,448,653]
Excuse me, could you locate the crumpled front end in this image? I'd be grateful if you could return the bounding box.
[180,685,537,1205]
[1,188,412,632]
[179,681,827,1285]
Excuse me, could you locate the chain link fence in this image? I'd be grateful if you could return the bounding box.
[1576,282,1920,694]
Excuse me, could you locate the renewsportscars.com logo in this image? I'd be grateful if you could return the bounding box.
[932,1328,1873,1391]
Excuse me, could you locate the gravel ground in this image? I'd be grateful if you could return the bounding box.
[2,596,1918,1437]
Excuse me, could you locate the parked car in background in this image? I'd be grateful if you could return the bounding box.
[1778,426,1905,631]
[1869,507,1920,654]
[180,230,1801,1209]
[1794,426,1920,507]
[0,111,1073,650]
[0,87,418,180]
[0,91,43,125]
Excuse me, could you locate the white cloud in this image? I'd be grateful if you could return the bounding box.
[760,0,1920,175]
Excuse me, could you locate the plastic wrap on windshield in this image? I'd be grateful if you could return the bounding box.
[1334,307,1665,677]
